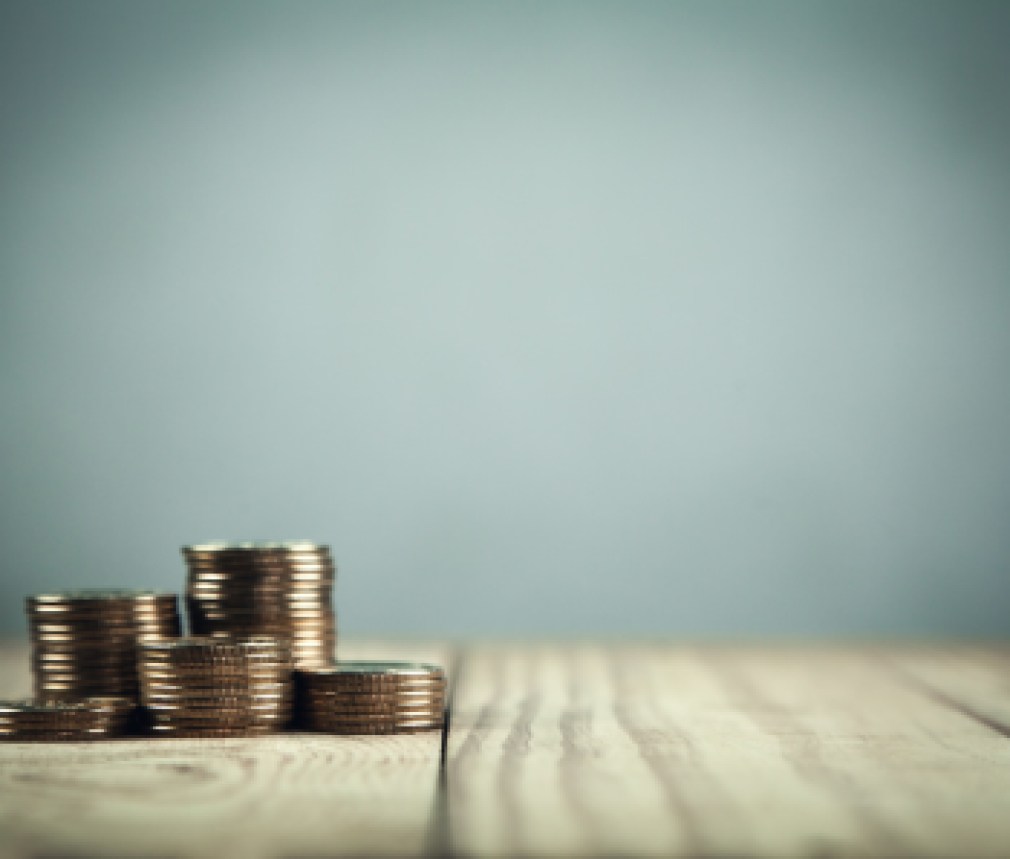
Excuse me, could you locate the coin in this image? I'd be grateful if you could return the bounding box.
[139,665,290,678]
[185,560,334,572]
[149,662,291,676]
[302,692,444,709]
[0,699,134,741]
[301,684,444,698]
[299,662,444,679]
[138,666,288,682]
[301,683,445,698]
[143,688,291,703]
[306,720,444,735]
[303,703,446,718]
[35,687,138,698]
[149,725,258,738]
[299,676,445,691]
[32,649,134,661]
[145,709,291,725]
[297,679,445,693]
[310,713,444,724]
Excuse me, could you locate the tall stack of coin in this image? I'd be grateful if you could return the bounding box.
[296,662,446,734]
[138,636,293,737]
[27,590,181,703]
[182,542,336,668]
[0,697,135,741]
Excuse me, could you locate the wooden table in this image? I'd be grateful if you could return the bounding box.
[1,640,1008,857]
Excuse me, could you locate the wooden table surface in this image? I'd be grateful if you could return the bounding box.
[1,640,1008,858]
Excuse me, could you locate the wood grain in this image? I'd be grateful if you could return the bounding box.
[886,644,1010,736]
[446,643,1010,858]
[4,640,1010,857]
[0,639,450,859]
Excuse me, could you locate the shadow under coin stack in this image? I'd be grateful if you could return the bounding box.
[0,697,137,741]
[27,590,181,703]
[183,543,336,668]
[297,662,446,734]
[138,636,294,737]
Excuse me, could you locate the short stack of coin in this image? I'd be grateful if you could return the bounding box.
[182,542,337,668]
[27,590,181,703]
[296,662,446,734]
[0,696,135,741]
[138,636,294,737]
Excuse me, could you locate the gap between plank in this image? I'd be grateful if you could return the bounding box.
[424,643,463,858]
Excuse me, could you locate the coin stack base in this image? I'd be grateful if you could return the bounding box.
[297,662,446,735]
[0,697,137,741]
[139,637,294,737]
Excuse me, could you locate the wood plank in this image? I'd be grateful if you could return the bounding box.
[446,643,1010,858]
[0,639,450,859]
[709,646,1010,857]
[886,644,1010,736]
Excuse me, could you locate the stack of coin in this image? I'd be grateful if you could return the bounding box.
[0,696,135,741]
[27,590,181,703]
[182,542,336,668]
[296,662,446,734]
[138,636,294,737]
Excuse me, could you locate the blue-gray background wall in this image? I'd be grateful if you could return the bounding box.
[2,1,1008,638]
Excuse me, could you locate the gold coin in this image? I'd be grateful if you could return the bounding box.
[298,679,445,695]
[305,705,444,719]
[299,661,444,678]
[149,726,258,738]
[185,562,334,573]
[138,651,283,664]
[307,713,444,725]
[145,706,285,719]
[306,709,444,723]
[139,669,289,683]
[306,721,443,735]
[301,684,446,697]
[0,699,134,741]
[148,709,292,722]
[182,539,330,550]
[146,707,256,717]
[32,655,138,666]
[302,697,445,713]
[142,688,291,701]
[35,675,138,683]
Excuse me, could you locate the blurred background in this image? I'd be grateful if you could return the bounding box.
[1,1,1008,638]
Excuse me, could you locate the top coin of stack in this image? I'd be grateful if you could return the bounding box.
[296,662,446,734]
[27,590,181,703]
[182,543,336,668]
